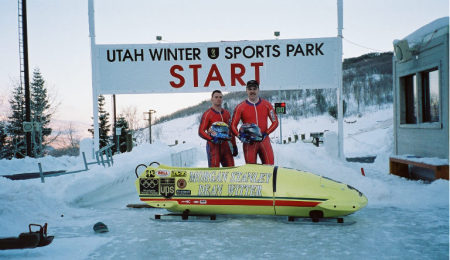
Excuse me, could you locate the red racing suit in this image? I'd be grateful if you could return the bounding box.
[199,107,237,167]
[231,98,278,165]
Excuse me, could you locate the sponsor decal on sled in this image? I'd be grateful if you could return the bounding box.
[160,178,175,198]
[176,190,191,196]
[145,169,155,177]
[156,169,170,177]
[171,170,187,178]
[177,179,187,189]
[140,178,159,195]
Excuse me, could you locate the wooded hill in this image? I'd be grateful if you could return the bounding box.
[155,52,393,124]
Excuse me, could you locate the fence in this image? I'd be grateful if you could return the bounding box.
[170,148,196,167]
[1,144,115,183]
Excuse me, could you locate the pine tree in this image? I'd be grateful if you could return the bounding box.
[115,116,129,153]
[0,121,9,159]
[99,95,110,148]
[88,95,111,149]
[314,89,327,114]
[30,68,52,156]
[7,83,26,158]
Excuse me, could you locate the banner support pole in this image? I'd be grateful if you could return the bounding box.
[89,0,100,153]
[337,0,344,160]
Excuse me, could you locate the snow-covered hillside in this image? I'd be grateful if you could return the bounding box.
[0,106,448,259]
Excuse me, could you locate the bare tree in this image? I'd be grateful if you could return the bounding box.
[121,106,141,132]
[47,122,80,157]
[66,122,80,150]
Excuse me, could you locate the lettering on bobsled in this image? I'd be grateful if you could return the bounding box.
[145,169,155,178]
[198,184,223,196]
[189,170,271,197]
[188,171,271,183]
[172,170,187,178]
[176,190,191,196]
[156,169,170,177]
[140,169,273,198]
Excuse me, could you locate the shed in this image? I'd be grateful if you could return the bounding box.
[391,17,449,180]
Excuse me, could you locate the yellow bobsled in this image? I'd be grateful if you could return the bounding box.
[134,163,367,218]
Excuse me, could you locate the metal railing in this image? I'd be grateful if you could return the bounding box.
[2,144,116,183]
[94,143,114,167]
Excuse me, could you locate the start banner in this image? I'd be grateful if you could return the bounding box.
[94,37,339,94]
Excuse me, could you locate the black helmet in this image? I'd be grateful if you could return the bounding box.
[93,222,109,233]
[239,123,262,143]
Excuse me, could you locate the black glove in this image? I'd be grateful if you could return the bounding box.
[232,145,238,157]
[211,136,221,144]
[238,133,250,143]
[261,132,268,141]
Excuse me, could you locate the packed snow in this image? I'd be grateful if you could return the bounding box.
[0,105,448,259]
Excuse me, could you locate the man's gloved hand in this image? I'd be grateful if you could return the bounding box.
[238,133,249,143]
[211,136,221,144]
[232,145,238,157]
[261,132,268,141]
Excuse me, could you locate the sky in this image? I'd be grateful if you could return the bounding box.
[0,0,448,131]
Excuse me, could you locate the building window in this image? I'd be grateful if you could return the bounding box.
[421,69,440,123]
[400,68,440,126]
[400,74,417,124]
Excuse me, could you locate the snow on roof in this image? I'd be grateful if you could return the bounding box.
[393,17,449,47]
[391,154,449,166]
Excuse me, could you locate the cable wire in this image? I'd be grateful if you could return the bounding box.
[342,37,385,52]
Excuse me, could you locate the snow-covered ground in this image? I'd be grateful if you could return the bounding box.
[0,106,448,259]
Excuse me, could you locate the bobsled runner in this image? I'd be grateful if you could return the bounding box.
[0,223,54,250]
[134,163,367,219]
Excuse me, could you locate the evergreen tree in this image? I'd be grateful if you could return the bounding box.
[6,83,26,158]
[314,89,327,114]
[115,116,129,153]
[30,68,52,156]
[0,121,9,159]
[98,95,110,148]
[328,100,347,119]
[88,95,110,149]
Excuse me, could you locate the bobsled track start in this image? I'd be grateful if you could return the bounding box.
[134,163,368,220]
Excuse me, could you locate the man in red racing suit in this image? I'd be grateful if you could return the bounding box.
[199,90,237,167]
[231,80,278,165]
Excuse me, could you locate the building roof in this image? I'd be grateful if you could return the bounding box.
[394,17,449,49]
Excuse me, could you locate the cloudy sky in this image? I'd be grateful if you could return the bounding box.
[0,0,448,128]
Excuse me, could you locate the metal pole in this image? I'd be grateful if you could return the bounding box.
[149,110,152,144]
[144,110,155,144]
[278,90,282,144]
[337,0,344,159]
[112,94,117,153]
[82,152,89,171]
[38,162,44,183]
[280,114,283,144]
[89,0,100,154]
[21,0,32,157]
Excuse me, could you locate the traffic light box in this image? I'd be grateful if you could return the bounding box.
[274,102,286,114]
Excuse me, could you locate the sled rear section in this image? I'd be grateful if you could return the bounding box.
[135,163,367,218]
